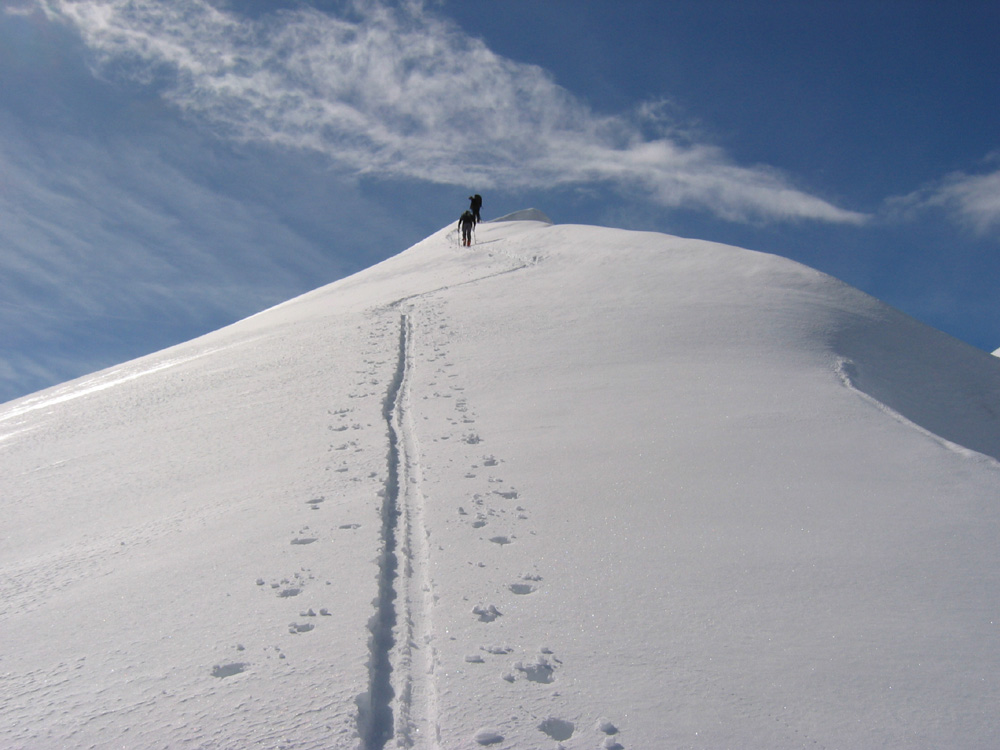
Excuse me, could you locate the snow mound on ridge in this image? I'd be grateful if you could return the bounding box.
[488,208,552,224]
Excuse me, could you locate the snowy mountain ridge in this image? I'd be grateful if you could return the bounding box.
[2,216,1000,749]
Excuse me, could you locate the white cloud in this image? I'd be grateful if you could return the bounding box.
[0,106,357,400]
[35,0,866,225]
[0,124,324,323]
[888,159,1000,236]
[3,1,40,16]
[927,169,1000,234]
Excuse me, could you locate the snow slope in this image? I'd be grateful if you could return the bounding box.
[2,214,1000,749]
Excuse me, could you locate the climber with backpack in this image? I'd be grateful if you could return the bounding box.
[458,210,476,247]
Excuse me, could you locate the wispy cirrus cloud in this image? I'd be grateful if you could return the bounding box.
[888,158,1000,236]
[0,105,355,401]
[0,120,329,325]
[34,0,866,225]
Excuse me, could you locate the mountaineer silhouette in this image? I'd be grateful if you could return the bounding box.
[458,210,475,247]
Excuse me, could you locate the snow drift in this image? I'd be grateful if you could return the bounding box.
[2,216,999,749]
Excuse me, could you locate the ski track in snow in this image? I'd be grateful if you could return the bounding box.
[359,313,406,749]
[389,310,440,747]
[378,232,593,748]
[361,234,544,748]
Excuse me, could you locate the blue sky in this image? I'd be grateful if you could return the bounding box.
[1,0,998,403]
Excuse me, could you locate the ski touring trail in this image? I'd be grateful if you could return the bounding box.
[360,308,438,749]
[359,220,545,748]
[358,311,405,749]
[384,308,440,748]
[359,306,461,749]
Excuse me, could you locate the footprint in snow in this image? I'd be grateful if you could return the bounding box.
[211,662,248,679]
[473,604,502,622]
[509,654,557,683]
[595,718,619,735]
[489,536,512,546]
[290,537,318,545]
[467,645,511,663]
[508,583,536,595]
[474,729,503,746]
[538,717,574,742]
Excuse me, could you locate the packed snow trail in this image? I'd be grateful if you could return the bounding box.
[362,221,545,747]
[360,314,406,749]
[388,310,440,747]
[361,308,441,749]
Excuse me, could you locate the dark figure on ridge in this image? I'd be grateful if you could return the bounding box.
[469,194,482,224]
[458,210,475,247]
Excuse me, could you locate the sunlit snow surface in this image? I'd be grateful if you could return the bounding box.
[2,215,1000,748]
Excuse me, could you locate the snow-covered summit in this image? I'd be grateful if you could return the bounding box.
[2,217,999,748]
[488,208,553,224]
